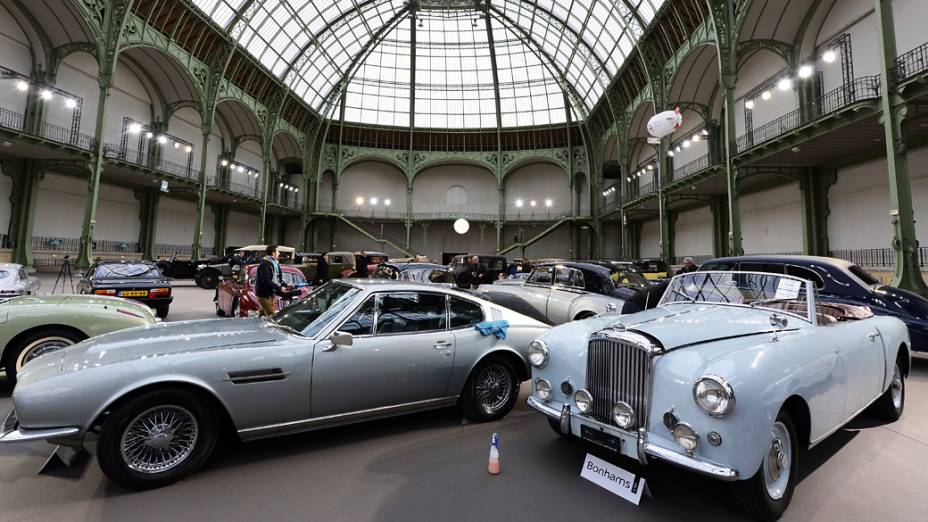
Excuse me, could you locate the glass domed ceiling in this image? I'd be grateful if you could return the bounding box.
[192,0,666,129]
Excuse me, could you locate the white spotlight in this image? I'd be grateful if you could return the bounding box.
[798,65,814,79]
[128,123,142,134]
[184,145,193,153]
[279,182,285,188]
[236,165,245,173]
[370,197,378,205]
[745,99,755,110]
[778,78,793,91]
[15,80,28,92]
[64,98,77,109]
[173,141,180,149]
[530,200,537,207]
[823,50,837,63]
[39,89,52,100]
[156,135,167,145]
[355,196,364,206]
[544,199,552,207]
[646,165,654,170]
[515,199,523,208]
[692,134,701,142]
[683,140,691,148]
[220,159,229,167]
[384,198,391,206]
[761,90,772,101]
[668,150,675,157]
[145,131,154,139]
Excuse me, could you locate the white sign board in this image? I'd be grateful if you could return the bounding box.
[160,180,169,193]
[580,453,646,506]
[775,278,802,300]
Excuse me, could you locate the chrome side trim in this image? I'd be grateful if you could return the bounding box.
[527,395,559,418]
[237,396,460,441]
[644,443,739,481]
[1,408,81,443]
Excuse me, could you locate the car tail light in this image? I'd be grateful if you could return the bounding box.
[116,308,145,318]
[149,287,171,297]
[94,289,116,295]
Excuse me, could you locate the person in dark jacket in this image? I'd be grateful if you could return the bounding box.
[676,256,699,275]
[316,252,329,285]
[255,245,288,316]
[621,279,670,314]
[354,252,370,278]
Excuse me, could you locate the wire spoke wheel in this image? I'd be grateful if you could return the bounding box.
[763,421,792,500]
[474,364,513,414]
[120,405,199,474]
[16,337,74,371]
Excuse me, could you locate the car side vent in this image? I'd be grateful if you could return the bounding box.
[227,368,289,384]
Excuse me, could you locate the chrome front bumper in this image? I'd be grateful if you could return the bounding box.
[0,407,80,443]
[527,396,739,482]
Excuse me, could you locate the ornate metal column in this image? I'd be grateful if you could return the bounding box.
[798,168,837,256]
[709,194,730,258]
[875,0,928,295]
[135,187,160,261]
[2,158,40,267]
[191,124,212,259]
[212,203,228,255]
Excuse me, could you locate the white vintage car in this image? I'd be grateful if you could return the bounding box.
[0,263,40,297]
[527,271,910,520]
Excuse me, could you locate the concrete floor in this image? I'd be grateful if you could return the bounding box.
[1,275,927,521]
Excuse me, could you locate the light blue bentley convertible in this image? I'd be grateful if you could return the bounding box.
[527,271,910,521]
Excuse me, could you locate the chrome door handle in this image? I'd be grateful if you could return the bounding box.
[868,332,880,342]
[434,341,452,350]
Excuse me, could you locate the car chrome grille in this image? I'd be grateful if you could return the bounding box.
[586,337,651,429]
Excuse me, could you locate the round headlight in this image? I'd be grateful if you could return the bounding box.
[535,379,552,401]
[574,389,593,414]
[693,376,735,417]
[672,422,699,452]
[528,340,549,368]
[612,401,635,429]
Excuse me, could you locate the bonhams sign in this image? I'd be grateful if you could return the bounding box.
[580,453,646,506]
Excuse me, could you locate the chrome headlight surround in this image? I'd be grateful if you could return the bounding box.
[534,379,552,401]
[528,340,549,368]
[672,422,699,453]
[693,375,735,417]
[612,401,635,429]
[574,389,593,414]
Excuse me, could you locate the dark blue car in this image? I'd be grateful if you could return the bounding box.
[699,255,928,351]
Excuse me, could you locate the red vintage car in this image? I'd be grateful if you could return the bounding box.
[213,264,312,317]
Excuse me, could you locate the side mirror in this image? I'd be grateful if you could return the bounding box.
[324,331,353,351]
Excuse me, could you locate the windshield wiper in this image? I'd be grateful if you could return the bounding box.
[266,321,307,338]
[669,288,696,303]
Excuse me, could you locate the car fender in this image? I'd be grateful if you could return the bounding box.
[567,294,623,319]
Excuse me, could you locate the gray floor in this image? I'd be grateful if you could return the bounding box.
[1,276,927,521]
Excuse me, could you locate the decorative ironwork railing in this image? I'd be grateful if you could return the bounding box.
[206,172,263,200]
[896,41,928,82]
[735,76,881,154]
[671,154,715,182]
[103,144,200,182]
[0,107,96,150]
[31,236,138,254]
[830,248,928,268]
[623,182,656,203]
[154,244,193,257]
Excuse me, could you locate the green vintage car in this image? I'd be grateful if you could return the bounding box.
[0,294,157,384]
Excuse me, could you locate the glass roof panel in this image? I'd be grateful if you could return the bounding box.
[190,0,666,128]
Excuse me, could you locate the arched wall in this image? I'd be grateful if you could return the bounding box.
[34,173,139,244]
[101,59,155,146]
[734,50,795,137]
[412,165,497,216]
[0,2,32,112]
[233,140,263,188]
[669,108,709,168]
[740,182,804,254]
[166,107,205,171]
[55,52,100,137]
[338,161,407,216]
[155,197,214,248]
[504,163,569,217]
[674,206,713,258]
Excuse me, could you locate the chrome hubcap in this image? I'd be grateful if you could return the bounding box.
[475,365,512,414]
[16,337,74,371]
[891,364,903,410]
[763,421,792,500]
[120,406,199,474]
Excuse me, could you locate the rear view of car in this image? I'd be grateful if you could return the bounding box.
[81,261,173,319]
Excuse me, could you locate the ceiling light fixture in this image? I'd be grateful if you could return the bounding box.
[798,65,814,79]
[761,90,772,101]
[745,99,755,110]
[778,78,793,91]
[823,50,837,63]
[15,80,28,92]
[128,123,142,134]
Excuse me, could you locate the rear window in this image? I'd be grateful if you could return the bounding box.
[848,265,880,286]
[95,264,161,279]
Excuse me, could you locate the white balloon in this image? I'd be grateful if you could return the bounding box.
[646,107,684,139]
[453,218,470,235]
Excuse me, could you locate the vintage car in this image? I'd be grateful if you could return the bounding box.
[1,280,549,489]
[477,262,627,325]
[77,261,173,319]
[583,260,651,294]
[338,251,390,278]
[632,258,670,281]
[0,263,40,297]
[214,264,312,317]
[372,262,455,285]
[527,271,910,520]
[195,245,296,289]
[0,294,156,384]
[450,254,508,283]
[155,247,240,279]
[701,255,928,352]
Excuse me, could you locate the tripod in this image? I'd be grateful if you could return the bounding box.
[52,256,75,294]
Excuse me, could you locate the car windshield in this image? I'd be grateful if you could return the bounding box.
[0,270,9,280]
[660,271,814,322]
[273,282,362,337]
[848,264,880,286]
[95,263,161,278]
[610,269,649,289]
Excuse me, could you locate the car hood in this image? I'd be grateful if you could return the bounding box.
[0,293,150,309]
[56,318,285,372]
[600,304,794,351]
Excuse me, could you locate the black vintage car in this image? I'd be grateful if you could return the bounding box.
[155,246,241,279]
[373,262,456,285]
[78,260,173,319]
[450,254,508,283]
[700,255,928,352]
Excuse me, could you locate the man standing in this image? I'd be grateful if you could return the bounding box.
[676,256,699,275]
[255,245,288,316]
[466,255,485,289]
[354,252,370,278]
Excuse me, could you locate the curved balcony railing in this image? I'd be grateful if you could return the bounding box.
[103,144,200,182]
[735,76,881,154]
[206,172,263,200]
[623,182,656,203]
[671,154,714,182]
[896,41,928,82]
[0,107,96,150]
[830,247,928,268]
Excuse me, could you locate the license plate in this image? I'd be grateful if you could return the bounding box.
[120,290,148,297]
[581,424,622,453]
